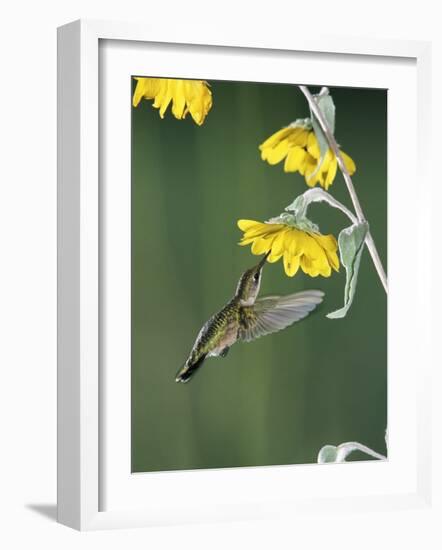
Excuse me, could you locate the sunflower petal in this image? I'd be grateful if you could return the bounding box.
[171,80,186,119]
[311,233,338,252]
[324,156,338,189]
[300,256,319,277]
[267,250,283,263]
[184,80,212,125]
[303,235,329,272]
[271,228,290,256]
[284,146,306,173]
[290,229,307,256]
[287,128,309,147]
[154,82,173,118]
[132,79,146,107]
[307,132,321,159]
[285,253,300,277]
[132,77,161,106]
[316,261,332,277]
[325,249,340,271]
[259,128,292,151]
[263,140,290,165]
[243,223,284,240]
[238,219,260,231]
[283,249,300,277]
[340,150,356,174]
[238,237,258,246]
[300,152,316,176]
[133,78,211,124]
[251,235,274,255]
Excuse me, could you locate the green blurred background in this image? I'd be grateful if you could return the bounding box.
[131,79,387,472]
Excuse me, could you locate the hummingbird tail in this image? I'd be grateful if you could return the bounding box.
[175,353,207,383]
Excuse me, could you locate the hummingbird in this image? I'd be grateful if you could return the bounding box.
[175,251,324,383]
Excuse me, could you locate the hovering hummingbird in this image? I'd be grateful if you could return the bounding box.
[175,252,324,383]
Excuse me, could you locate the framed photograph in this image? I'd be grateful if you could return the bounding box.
[57,19,433,530]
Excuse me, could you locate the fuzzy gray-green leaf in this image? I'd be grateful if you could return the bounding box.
[309,89,336,178]
[317,445,339,463]
[317,441,386,463]
[327,221,369,319]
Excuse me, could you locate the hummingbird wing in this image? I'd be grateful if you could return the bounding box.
[239,290,324,342]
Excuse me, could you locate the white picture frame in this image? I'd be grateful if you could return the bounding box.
[57,19,434,531]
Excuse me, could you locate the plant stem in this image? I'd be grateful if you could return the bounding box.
[336,441,387,462]
[299,85,388,294]
[290,187,358,225]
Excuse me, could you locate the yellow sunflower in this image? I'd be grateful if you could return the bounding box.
[238,219,339,277]
[132,77,212,126]
[259,125,356,190]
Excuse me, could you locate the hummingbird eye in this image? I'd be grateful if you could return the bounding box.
[253,272,260,282]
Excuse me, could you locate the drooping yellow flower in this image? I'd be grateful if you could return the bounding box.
[132,77,212,125]
[259,125,356,190]
[238,219,339,278]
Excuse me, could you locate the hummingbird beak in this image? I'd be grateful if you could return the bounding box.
[257,250,271,270]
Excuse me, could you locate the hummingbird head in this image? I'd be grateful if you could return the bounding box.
[235,251,270,305]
